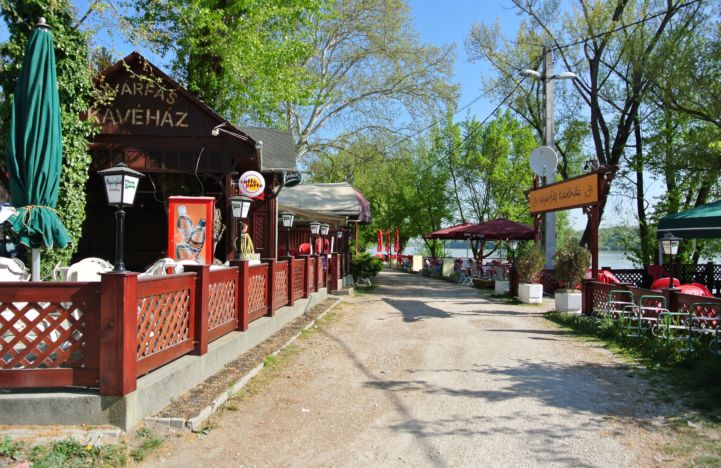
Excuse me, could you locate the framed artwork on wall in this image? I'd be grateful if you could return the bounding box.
[167,196,215,265]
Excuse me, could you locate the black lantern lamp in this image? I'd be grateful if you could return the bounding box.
[230,195,253,260]
[320,223,330,255]
[281,211,295,257]
[661,232,681,289]
[309,221,320,255]
[509,240,518,261]
[336,230,344,254]
[98,163,145,272]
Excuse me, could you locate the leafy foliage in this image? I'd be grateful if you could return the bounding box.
[514,241,545,284]
[0,1,97,276]
[553,240,590,291]
[350,252,382,281]
[124,0,328,125]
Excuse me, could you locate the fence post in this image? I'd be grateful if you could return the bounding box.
[266,259,277,316]
[582,280,591,315]
[304,256,310,298]
[330,253,339,291]
[99,272,139,396]
[185,264,210,355]
[287,257,295,307]
[231,260,250,331]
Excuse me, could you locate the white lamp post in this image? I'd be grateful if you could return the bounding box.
[281,211,295,257]
[98,163,144,272]
[661,232,681,289]
[230,195,252,260]
[522,47,577,269]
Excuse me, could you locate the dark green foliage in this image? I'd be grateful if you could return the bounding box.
[351,253,382,280]
[553,240,591,291]
[0,1,97,276]
[514,242,545,283]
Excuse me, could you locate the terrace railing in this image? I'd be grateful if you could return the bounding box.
[0,253,349,397]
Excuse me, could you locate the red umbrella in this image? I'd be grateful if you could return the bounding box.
[394,228,400,253]
[377,229,383,252]
[385,228,391,253]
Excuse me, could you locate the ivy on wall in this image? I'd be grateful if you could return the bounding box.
[0,0,97,277]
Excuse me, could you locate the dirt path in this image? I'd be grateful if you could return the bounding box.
[144,270,679,467]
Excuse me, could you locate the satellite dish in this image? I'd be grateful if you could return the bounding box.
[530,146,558,177]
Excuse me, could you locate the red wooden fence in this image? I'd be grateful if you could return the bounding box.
[0,253,352,396]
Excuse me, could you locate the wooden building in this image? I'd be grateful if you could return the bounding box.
[77,52,297,269]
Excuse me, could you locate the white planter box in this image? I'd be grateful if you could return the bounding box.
[554,291,582,312]
[518,283,543,304]
[494,280,510,295]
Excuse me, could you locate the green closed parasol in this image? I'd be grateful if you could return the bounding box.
[5,18,70,280]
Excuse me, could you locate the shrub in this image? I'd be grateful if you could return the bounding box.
[553,240,591,291]
[351,253,382,281]
[514,242,545,283]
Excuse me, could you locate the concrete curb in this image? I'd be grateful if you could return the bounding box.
[145,297,343,432]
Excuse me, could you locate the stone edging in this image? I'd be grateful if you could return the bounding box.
[144,297,344,432]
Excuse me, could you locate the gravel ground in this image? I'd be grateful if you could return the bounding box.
[144,270,683,467]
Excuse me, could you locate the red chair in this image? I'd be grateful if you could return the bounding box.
[650,277,681,290]
[298,243,311,255]
[678,284,712,297]
[647,264,668,282]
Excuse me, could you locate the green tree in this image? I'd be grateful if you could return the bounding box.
[287,0,458,162]
[465,0,699,248]
[0,1,97,275]
[124,0,328,125]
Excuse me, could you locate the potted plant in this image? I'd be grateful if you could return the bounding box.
[514,242,546,304]
[553,241,591,312]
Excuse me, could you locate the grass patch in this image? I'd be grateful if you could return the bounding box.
[546,311,721,464]
[129,427,165,462]
[0,438,129,468]
[231,342,303,403]
[353,283,376,296]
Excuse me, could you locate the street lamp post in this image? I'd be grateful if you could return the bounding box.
[280,211,295,257]
[660,233,681,290]
[319,223,330,255]
[98,163,145,273]
[522,46,577,269]
[230,195,253,260]
[336,230,344,254]
[309,221,320,255]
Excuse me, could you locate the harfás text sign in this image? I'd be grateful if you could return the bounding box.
[529,173,599,214]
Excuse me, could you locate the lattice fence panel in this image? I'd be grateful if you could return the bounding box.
[208,279,236,331]
[1,301,90,369]
[612,269,644,287]
[248,269,268,316]
[137,289,191,360]
[587,282,626,316]
[293,261,305,300]
[274,265,289,309]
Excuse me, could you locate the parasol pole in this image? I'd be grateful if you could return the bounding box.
[32,248,40,281]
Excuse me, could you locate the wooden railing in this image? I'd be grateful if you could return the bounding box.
[0,281,101,389]
[0,253,351,396]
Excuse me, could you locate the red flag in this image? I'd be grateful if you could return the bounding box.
[377,229,383,253]
[394,228,400,253]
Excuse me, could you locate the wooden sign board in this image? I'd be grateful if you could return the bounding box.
[529,173,599,214]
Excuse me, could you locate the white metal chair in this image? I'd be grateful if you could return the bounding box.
[139,258,176,278]
[65,257,113,282]
[173,259,200,274]
[0,257,30,281]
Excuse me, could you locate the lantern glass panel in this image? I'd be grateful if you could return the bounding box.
[320,223,330,236]
[309,221,320,235]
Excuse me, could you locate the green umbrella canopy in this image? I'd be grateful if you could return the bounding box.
[657,200,721,240]
[5,19,70,250]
